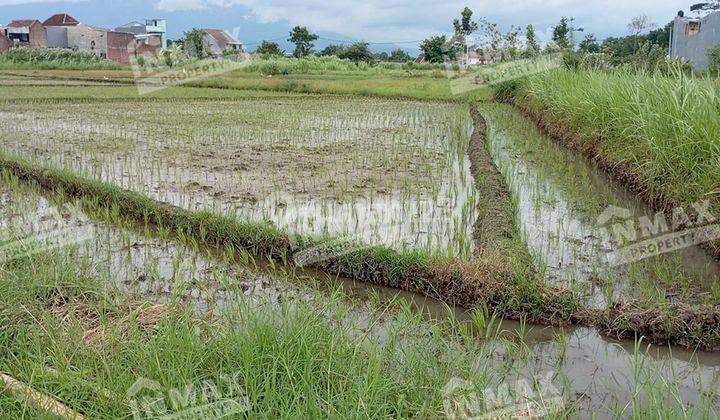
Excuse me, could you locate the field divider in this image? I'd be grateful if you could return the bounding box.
[0,142,582,325]
[481,87,720,350]
[2,114,719,349]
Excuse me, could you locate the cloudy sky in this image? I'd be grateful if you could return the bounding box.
[0,0,693,53]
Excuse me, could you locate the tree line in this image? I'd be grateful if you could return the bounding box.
[181,8,680,67]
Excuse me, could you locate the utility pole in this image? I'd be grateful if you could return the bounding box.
[465,34,469,66]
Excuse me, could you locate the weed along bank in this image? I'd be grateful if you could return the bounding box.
[0,2,719,419]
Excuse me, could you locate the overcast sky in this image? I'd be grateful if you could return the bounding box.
[0,0,695,53]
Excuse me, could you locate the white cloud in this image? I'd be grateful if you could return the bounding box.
[155,0,689,44]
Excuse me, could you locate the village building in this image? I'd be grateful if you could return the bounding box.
[116,19,167,49]
[66,24,110,58]
[670,10,720,69]
[43,13,80,48]
[144,19,167,49]
[463,50,494,66]
[0,26,10,53]
[5,19,47,48]
[1,13,166,63]
[201,29,243,57]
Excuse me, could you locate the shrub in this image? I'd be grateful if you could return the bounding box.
[0,48,123,70]
[562,51,583,70]
[708,44,720,73]
[492,78,526,101]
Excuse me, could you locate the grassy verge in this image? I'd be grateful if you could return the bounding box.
[185,73,492,101]
[0,68,491,101]
[0,240,499,418]
[2,169,720,418]
[495,69,720,258]
[0,49,126,71]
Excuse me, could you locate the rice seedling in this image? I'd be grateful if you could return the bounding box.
[0,95,479,259]
[0,178,717,418]
[2,68,720,417]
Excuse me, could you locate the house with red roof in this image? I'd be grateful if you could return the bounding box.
[43,13,80,48]
[43,13,80,27]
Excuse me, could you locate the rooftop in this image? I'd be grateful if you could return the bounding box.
[7,19,41,28]
[201,28,239,44]
[43,13,80,26]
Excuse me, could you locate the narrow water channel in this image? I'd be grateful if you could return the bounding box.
[480,103,720,306]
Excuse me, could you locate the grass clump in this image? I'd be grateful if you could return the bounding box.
[0,247,488,418]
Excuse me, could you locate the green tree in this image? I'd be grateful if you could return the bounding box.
[525,24,540,57]
[182,29,210,59]
[319,44,346,57]
[338,41,373,64]
[552,17,573,50]
[452,7,478,58]
[256,41,283,56]
[601,37,634,58]
[419,35,453,63]
[374,51,389,61]
[479,18,520,62]
[288,26,319,58]
[708,44,720,73]
[646,22,673,49]
[389,48,412,62]
[453,7,478,39]
[578,34,600,53]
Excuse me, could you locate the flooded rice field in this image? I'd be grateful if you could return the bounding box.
[481,103,720,306]
[1,179,719,417]
[0,98,478,258]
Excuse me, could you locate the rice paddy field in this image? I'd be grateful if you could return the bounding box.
[0,67,719,418]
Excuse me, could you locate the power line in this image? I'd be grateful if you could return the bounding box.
[318,37,424,45]
[241,37,286,46]
[241,35,423,46]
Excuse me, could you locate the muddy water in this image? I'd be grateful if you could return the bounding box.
[239,152,479,258]
[0,100,479,258]
[1,183,719,417]
[480,103,720,305]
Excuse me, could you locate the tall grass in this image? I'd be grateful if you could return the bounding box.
[0,48,125,70]
[516,68,720,221]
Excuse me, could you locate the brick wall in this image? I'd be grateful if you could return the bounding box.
[107,31,136,63]
[0,34,10,53]
[28,22,47,47]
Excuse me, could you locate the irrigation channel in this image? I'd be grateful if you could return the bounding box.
[480,103,720,308]
[2,150,720,416]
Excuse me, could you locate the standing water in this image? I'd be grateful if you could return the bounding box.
[480,103,720,306]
